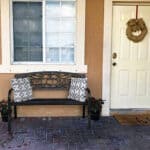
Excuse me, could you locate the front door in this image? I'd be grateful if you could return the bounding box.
[111,4,150,109]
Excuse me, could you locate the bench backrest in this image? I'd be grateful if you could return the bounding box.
[15,72,86,90]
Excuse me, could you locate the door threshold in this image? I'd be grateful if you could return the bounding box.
[110,109,150,115]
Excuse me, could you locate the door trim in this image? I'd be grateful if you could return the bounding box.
[102,0,150,116]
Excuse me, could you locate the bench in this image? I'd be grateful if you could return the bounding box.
[7,71,92,134]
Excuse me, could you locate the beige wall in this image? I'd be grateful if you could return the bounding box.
[0,0,1,65]
[0,0,104,116]
[85,0,104,98]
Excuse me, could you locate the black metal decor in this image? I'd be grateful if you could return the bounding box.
[15,71,86,90]
[8,71,92,134]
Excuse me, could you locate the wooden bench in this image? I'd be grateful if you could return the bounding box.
[7,72,92,134]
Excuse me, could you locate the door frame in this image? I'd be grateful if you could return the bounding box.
[102,0,150,116]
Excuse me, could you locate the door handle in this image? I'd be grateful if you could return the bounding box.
[112,52,117,59]
[112,62,117,66]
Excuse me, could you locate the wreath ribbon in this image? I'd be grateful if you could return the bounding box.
[136,5,138,19]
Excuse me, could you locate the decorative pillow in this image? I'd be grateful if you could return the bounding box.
[68,77,87,102]
[11,77,32,102]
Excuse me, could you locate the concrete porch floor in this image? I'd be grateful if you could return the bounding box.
[0,117,150,150]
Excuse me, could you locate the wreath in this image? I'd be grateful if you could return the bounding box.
[126,18,148,43]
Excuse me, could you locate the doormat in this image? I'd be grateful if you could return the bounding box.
[114,114,150,125]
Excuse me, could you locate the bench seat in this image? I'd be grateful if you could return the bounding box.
[11,98,87,105]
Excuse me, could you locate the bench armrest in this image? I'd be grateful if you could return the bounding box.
[7,88,13,121]
[86,88,92,98]
[8,88,13,104]
[86,88,92,112]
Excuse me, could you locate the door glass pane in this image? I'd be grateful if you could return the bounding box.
[61,48,74,63]
[46,1,60,17]
[46,48,59,63]
[61,1,76,17]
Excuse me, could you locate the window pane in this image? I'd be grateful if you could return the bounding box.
[60,19,75,32]
[13,2,42,19]
[61,48,74,63]
[13,2,28,19]
[14,32,28,47]
[29,20,42,32]
[61,1,76,17]
[28,2,42,18]
[60,33,75,47]
[46,48,59,63]
[29,47,43,61]
[13,2,42,62]
[45,0,76,64]
[46,33,60,47]
[30,33,42,47]
[14,47,29,61]
[14,47,42,62]
[46,1,60,17]
[13,19,29,33]
[46,19,60,32]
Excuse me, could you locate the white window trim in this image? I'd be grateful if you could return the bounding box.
[0,0,87,73]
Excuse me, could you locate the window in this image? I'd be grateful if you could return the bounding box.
[12,0,76,64]
[0,0,86,73]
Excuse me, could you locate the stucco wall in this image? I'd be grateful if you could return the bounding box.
[0,0,104,117]
[85,0,103,98]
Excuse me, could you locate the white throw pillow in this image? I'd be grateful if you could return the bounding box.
[11,77,32,102]
[68,77,87,102]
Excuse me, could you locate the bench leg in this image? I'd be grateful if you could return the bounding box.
[14,105,17,119]
[8,104,12,134]
[82,104,85,118]
[87,99,91,129]
[8,114,11,134]
[88,111,91,129]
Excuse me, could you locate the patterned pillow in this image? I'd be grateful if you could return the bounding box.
[11,78,32,102]
[68,77,87,102]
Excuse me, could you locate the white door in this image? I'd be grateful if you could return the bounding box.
[111,5,150,109]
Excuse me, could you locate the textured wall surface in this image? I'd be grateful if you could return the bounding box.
[85,0,104,98]
[0,0,104,116]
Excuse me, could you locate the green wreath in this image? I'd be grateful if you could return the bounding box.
[126,18,148,43]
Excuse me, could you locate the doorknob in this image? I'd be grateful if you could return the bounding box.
[112,52,117,59]
[112,62,117,66]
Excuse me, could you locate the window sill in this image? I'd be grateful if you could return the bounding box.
[0,64,87,73]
